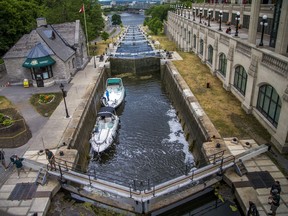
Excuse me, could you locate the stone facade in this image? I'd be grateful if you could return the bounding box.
[3,18,89,87]
[165,2,288,153]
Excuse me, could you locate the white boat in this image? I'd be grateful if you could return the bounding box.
[90,107,119,153]
[102,78,125,109]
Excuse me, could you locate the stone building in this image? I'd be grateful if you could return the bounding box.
[3,18,89,87]
[164,1,288,153]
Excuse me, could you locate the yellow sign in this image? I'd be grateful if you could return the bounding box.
[23,79,29,88]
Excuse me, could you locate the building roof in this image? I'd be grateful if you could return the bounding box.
[3,21,78,62]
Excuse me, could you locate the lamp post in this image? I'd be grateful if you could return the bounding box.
[193,7,196,21]
[93,48,96,68]
[235,12,240,37]
[184,6,186,18]
[60,83,70,118]
[219,10,223,31]
[208,9,211,27]
[259,15,268,46]
[199,8,203,23]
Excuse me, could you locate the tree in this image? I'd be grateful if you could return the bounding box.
[0,0,44,56]
[101,31,109,41]
[111,14,122,25]
[148,17,163,35]
[144,4,171,35]
[42,0,104,41]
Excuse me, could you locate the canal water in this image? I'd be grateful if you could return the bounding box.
[88,73,194,186]
[87,12,243,216]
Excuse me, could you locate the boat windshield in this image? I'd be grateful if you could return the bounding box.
[107,79,122,86]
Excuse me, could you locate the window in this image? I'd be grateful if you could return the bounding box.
[193,35,196,48]
[207,45,213,64]
[218,53,227,77]
[233,66,247,96]
[31,66,53,80]
[257,84,281,127]
[199,39,204,55]
[188,31,191,44]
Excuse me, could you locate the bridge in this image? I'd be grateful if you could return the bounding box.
[23,144,269,214]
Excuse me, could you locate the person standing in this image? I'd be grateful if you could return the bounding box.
[45,149,56,171]
[270,181,281,194]
[10,155,25,178]
[268,189,280,216]
[0,149,7,170]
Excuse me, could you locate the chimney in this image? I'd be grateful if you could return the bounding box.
[36,17,47,27]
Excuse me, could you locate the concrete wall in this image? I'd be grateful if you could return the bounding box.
[110,57,161,75]
[161,61,221,164]
[0,63,6,79]
[67,67,109,169]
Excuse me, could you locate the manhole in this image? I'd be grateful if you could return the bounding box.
[8,183,38,200]
[246,171,274,189]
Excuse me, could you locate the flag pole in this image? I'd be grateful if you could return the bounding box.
[82,4,90,56]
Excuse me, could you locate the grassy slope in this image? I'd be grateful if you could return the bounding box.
[151,34,271,144]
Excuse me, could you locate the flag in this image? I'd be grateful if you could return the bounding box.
[79,4,84,13]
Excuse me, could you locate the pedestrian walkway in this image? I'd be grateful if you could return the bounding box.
[0,56,108,215]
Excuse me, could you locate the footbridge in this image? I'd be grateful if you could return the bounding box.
[22,144,269,214]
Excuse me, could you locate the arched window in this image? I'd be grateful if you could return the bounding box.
[257,84,281,127]
[218,53,227,77]
[207,45,213,64]
[188,31,191,44]
[193,35,196,48]
[233,66,247,96]
[199,39,204,55]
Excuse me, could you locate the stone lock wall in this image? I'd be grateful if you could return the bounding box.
[110,57,161,75]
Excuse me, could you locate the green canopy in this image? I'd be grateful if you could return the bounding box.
[22,56,55,68]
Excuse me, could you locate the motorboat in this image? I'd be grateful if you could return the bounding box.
[90,107,119,153]
[102,78,125,109]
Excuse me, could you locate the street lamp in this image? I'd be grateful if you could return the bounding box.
[184,6,186,18]
[93,48,96,68]
[199,8,203,23]
[259,15,268,46]
[219,10,223,31]
[193,7,196,21]
[235,12,240,37]
[59,83,70,118]
[208,9,212,27]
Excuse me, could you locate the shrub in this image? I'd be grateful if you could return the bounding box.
[2,118,14,126]
[0,113,4,123]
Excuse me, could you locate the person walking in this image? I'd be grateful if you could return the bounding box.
[10,155,25,178]
[268,189,280,216]
[45,149,56,171]
[0,149,7,170]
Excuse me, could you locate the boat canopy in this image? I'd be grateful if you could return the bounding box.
[107,78,122,85]
[97,107,115,117]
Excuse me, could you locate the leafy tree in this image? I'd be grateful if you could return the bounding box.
[147,17,163,35]
[111,14,122,25]
[145,4,171,35]
[145,4,171,22]
[101,31,109,41]
[42,0,104,41]
[0,0,43,56]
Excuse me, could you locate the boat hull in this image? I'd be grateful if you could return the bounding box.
[89,107,120,153]
[102,78,125,109]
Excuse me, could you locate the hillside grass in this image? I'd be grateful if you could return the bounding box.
[149,33,271,144]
